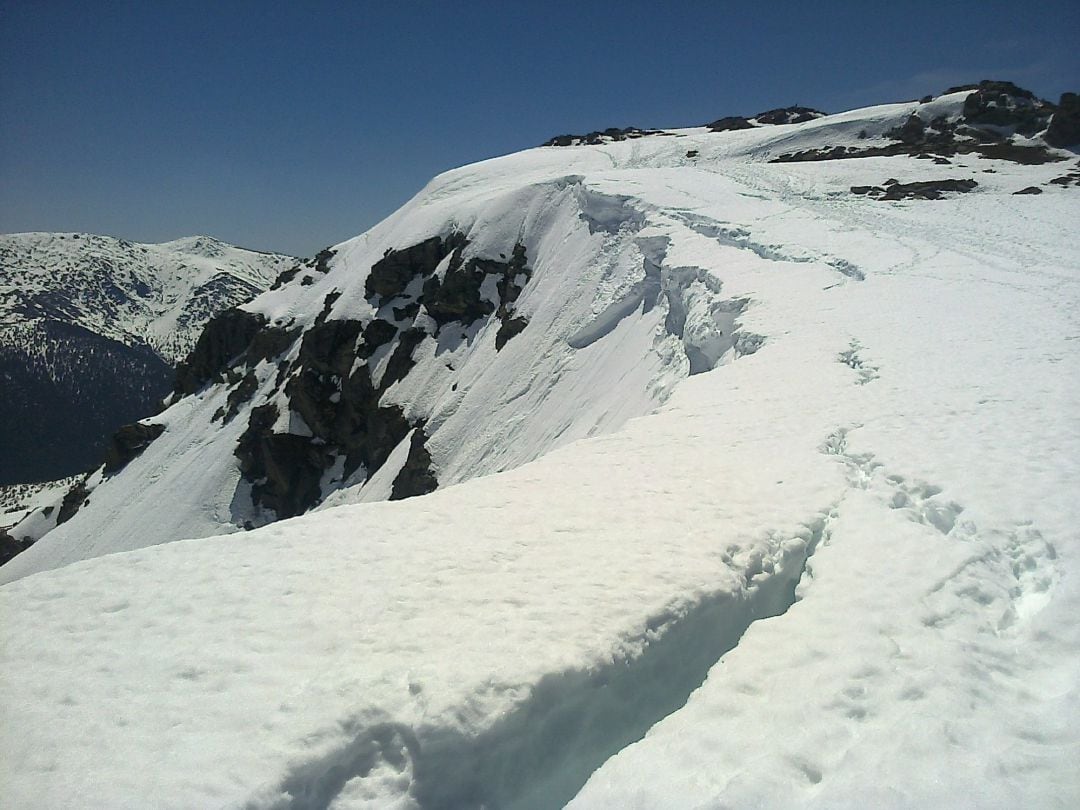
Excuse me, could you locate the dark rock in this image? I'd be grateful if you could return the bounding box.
[960,80,1052,134]
[1014,186,1043,195]
[313,247,337,274]
[56,480,90,526]
[880,178,978,200]
[686,150,699,158]
[235,403,327,519]
[315,291,341,325]
[933,157,952,165]
[215,370,258,423]
[0,526,31,565]
[270,263,303,290]
[359,318,398,356]
[422,248,495,327]
[772,139,1061,166]
[973,142,1061,164]
[365,235,465,301]
[884,178,899,185]
[245,325,296,365]
[706,116,755,133]
[296,319,362,378]
[920,95,934,104]
[392,302,421,322]
[103,422,165,473]
[495,316,529,350]
[1045,92,1080,148]
[228,237,535,520]
[381,328,427,390]
[850,186,883,195]
[300,276,314,286]
[174,309,266,396]
[389,429,438,500]
[543,127,661,147]
[889,114,926,145]
[754,106,825,125]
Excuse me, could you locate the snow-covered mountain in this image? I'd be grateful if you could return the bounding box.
[0,232,294,483]
[1,82,1078,808]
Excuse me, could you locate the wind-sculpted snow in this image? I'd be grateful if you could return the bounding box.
[2,83,1079,808]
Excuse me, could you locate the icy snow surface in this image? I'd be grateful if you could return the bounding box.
[2,94,1079,807]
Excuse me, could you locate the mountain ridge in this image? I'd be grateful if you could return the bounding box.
[1,80,1078,808]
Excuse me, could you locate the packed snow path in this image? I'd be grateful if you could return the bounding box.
[2,91,1079,807]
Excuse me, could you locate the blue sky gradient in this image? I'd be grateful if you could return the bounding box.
[2,0,1077,256]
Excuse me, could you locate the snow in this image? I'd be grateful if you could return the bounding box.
[0,231,294,363]
[2,93,1079,807]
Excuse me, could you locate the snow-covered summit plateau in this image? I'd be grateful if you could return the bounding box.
[1,82,1078,808]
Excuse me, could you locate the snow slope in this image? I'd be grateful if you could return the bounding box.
[1,87,1079,807]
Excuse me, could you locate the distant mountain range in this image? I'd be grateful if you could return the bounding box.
[0,232,294,484]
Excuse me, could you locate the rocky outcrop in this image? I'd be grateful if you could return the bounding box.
[543,127,663,147]
[270,247,336,291]
[754,106,825,125]
[389,429,438,500]
[56,480,90,526]
[1045,93,1080,148]
[707,116,754,133]
[422,248,496,327]
[365,236,464,301]
[707,107,825,133]
[103,422,165,474]
[959,80,1054,134]
[235,403,327,519]
[851,179,978,200]
[214,236,534,520]
[774,81,1068,166]
[0,527,28,566]
[173,309,268,396]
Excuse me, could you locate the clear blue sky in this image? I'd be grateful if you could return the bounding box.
[2,0,1077,257]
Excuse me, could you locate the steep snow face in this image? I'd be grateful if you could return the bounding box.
[1,86,1079,807]
[0,233,295,484]
[4,158,755,575]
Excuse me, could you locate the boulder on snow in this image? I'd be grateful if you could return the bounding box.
[103,422,166,474]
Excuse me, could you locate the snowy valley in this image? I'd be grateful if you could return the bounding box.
[1,82,1078,808]
[0,232,294,490]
